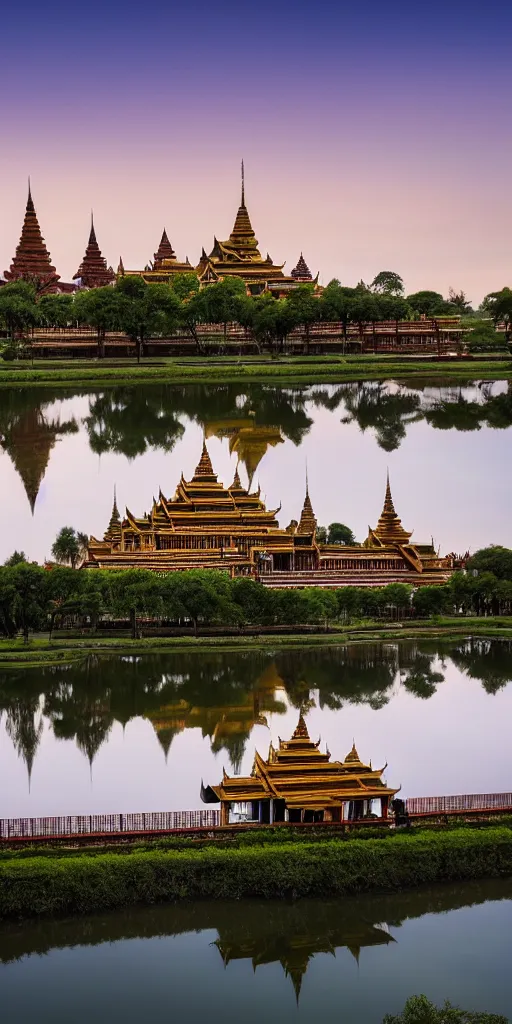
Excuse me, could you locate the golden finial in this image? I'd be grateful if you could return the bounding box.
[241,159,245,207]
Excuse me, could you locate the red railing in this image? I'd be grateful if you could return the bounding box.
[406,793,512,815]
[0,809,220,840]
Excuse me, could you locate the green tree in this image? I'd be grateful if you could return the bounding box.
[4,551,28,566]
[383,993,506,1023]
[482,287,512,342]
[327,523,356,545]
[116,277,181,362]
[38,293,74,328]
[413,585,451,618]
[371,270,404,296]
[51,527,89,569]
[286,284,319,353]
[319,280,357,349]
[467,546,512,581]
[464,320,505,352]
[406,290,449,317]
[170,272,200,302]
[199,277,247,346]
[0,281,39,344]
[448,287,473,315]
[74,286,120,359]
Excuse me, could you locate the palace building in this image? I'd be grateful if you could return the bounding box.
[195,163,318,295]
[200,712,400,824]
[83,440,459,586]
[117,228,194,284]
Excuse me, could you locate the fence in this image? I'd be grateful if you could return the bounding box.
[0,809,220,840]
[2,794,511,840]
[406,793,512,815]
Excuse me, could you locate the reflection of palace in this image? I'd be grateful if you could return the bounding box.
[201,712,399,824]
[85,440,459,585]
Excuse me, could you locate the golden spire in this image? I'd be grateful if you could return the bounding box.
[297,473,317,536]
[228,161,259,251]
[344,741,361,764]
[193,438,216,478]
[291,712,310,740]
[373,472,412,545]
[104,487,122,540]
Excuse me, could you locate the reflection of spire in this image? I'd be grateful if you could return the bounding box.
[0,402,77,514]
[291,712,310,740]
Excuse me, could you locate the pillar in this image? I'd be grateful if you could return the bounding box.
[269,799,274,825]
[381,796,389,820]
[220,802,229,826]
[258,801,263,824]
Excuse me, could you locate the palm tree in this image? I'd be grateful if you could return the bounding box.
[51,527,88,569]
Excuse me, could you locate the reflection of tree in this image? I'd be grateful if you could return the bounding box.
[449,638,512,695]
[84,386,184,457]
[1,639,511,779]
[2,877,510,993]
[340,383,422,452]
[4,695,43,786]
[398,647,444,699]
[0,389,78,511]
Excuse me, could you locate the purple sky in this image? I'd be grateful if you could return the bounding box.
[1,1,511,301]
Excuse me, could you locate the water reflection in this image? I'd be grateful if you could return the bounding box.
[1,880,511,1022]
[3,380,512,515]
[1,639,511,785]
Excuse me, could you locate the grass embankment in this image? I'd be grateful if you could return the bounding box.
[0,354,511,388]
[1,618,512,668]
[1,827,511,919]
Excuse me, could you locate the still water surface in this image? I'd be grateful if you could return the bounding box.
[2,638,512,818]
[1,379,512,563]
[1,880,511,1023]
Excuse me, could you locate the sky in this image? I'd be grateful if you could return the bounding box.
[1,1,512,301]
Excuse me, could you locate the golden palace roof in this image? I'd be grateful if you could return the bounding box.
[201,713,399,810]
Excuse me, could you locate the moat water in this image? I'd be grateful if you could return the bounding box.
[0,379,511,564]
[1,638,512,818]
[1,881,511,1022]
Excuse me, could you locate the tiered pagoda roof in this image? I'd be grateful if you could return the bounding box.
[74,215,115,288]
[196,163,290,291]
[153,229,177,268]
[5,184,60,294]
[291,253,313,281]
[296,481,317,536]
[202,713,399,811]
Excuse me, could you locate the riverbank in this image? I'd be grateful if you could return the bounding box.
[1,618,512,668]
[0,353,511,389]
[1,827,511,919]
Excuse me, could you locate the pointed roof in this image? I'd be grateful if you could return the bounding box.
[104,488,122,541]
[373,473,412,545]
[74,214,115,287]
[344,742,362,764]
[193,439,216,480]
[5,182,60,293]
[153,228,176,269]
[291,712,310,740]
[291,253,313,281]
[297,480,317,536]
[226,161,260,256]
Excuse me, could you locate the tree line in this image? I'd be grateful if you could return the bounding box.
[2,544,512,641]
[1,270,510,360]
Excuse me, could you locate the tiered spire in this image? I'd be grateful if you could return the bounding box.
[297,477,317,536]
[5,183,60,293]
[153,229,176,268]
[104,488,122,541]
[193,439,216,479]
[374,473,412,545]
[291,253,313,282]
[291,712,310,740]
[74,214,114,288]
[227,160,260,255]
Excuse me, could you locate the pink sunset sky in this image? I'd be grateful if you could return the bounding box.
[1,1,511,303]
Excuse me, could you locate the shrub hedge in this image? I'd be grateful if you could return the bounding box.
[1,827,511,919]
